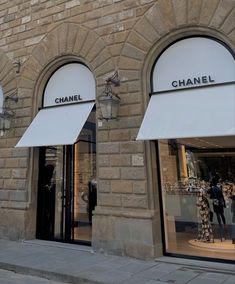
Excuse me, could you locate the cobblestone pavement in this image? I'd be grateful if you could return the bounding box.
[0,269,66,284]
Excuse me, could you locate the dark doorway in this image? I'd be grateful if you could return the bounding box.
[36,110,96,244]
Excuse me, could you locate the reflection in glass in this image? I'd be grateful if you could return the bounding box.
[159,137,235,260]
[37,146,65,241]
[73,109,96,242]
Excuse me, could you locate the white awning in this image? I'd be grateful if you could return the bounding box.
[137,84,235,140]
[16,102,94,147]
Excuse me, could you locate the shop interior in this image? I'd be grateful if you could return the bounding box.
[159,136,235,261]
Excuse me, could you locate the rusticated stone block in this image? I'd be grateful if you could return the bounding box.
[122,43,146,61]
[121,167,146,180]
[99,167,120,179]
[12,169,27,179]
[4,179,26,190]
[0,169,11,179]
[9,190,27,202]
[98,180,111,193]
[110,154,131,167]
[172,0,187,27]
[110,129,130,141]
[0,190,9,200]
[118,56,142,70]
[127,31,150,52]
[120,141,144,154]
[98,155,110,166]
[210,0,235,29]
[111,180,133,193]
[97,130,109,142]
[0,209,25,240]
[187,0,202,24]
[133,181,146,194]
[98,193,122,206]
[98,142,120,154]
[122,195,147,209]
[199,0,219,26]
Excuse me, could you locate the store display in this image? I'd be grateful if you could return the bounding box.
[159,138,235,260]
[196,189,213,242]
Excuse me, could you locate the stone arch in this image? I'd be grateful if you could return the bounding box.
[18,22,115,120]
[16,22,115,239]
[0,49,17,97]
[118,0,235,87]
[117,0,235,212]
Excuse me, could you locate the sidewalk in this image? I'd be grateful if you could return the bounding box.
[0,239,234,284]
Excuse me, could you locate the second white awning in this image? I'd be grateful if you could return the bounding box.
[16,102,94,147]
[137,84,235,140]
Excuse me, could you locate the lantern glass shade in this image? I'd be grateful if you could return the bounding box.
[0,112,12,131]
[99,94,120,120]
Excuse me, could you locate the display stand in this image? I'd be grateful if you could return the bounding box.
[189,239,235,252]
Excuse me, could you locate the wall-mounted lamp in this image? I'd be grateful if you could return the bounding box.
[98,71,121,121]
[0,111,14,134]
[0,90,18,136]
[13,59,21,74]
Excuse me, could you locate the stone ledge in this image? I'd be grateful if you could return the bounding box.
[94,207,156,219]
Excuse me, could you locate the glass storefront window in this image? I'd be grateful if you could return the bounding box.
[73,109,96,242]
[159,137,235,261]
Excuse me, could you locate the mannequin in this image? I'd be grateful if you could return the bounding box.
[42,164,55,239]
[208,177,226,241]
[197,189,213,242]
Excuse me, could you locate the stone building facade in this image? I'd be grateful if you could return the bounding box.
[0,0,234,260]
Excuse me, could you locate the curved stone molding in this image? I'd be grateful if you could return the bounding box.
[119,0,235,71]
[19,22,115,114]
[0,49,17,96]
[16,21,115,143]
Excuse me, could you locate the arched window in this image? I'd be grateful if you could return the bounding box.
[138,37,235,140]
[138,37,235,261]
[17,62,97,244]
[16,63,95,147]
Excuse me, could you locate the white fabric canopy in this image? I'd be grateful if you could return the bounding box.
[137,84,235,140]
[16,102,94,147]
[43,63,95,107]
[152,37,235,92]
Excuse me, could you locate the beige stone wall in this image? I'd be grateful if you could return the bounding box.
[0,0,234,258]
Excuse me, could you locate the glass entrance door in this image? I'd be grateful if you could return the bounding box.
[36,110,96,244]
[36,145,66,241]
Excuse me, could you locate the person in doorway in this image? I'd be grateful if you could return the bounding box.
[88,179,97,223]
[207,177,226,241]
[43,164,55,239]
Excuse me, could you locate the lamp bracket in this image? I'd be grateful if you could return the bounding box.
[0,109,14,118]
[106,71,120,86]
[13,59,21,74]
[5,89,18,103]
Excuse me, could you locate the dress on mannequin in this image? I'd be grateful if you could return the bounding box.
[197,190,213,242]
